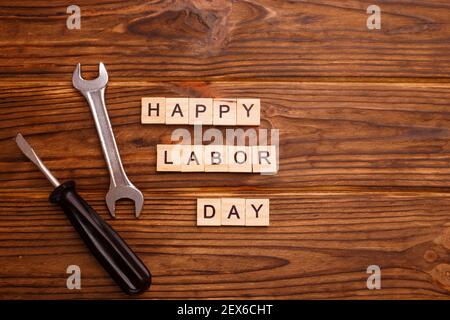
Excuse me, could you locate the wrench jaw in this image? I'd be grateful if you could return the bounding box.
[106,185,144,218]
[72,62,109,92]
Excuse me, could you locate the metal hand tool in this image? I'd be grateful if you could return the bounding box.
[15,133,151,295]
[72,62,143,218]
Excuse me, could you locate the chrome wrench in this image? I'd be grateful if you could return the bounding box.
[72,62,143,218]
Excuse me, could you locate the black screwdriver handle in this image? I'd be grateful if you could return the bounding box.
[49,181,151,295]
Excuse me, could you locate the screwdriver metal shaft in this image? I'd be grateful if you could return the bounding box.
[15,133,151,295]
[15,133,60,187]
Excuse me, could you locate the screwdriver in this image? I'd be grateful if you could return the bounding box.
[15,133,151,295]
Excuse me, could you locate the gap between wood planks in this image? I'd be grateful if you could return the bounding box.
[3,186,450,196]
[1,77,450,86]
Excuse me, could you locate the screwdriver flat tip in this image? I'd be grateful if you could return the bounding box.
[15,133,60,188]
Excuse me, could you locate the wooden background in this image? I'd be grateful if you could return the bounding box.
[1,0,450,299]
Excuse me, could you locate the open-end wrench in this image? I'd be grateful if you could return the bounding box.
[72,62,143,218]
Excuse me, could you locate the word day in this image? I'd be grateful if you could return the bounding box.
[157,144,278,173]
[142,97,260,126]
[197,198,270,226]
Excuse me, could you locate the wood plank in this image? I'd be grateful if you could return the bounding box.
[1,82,450,191]
[0,189,448,299]
[1,0,450,81]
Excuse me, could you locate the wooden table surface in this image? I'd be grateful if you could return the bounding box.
[1,0,450,299]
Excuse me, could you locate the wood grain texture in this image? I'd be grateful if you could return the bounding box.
[0,0,450,300]
[1,82,450,190]
[1,0,450,81]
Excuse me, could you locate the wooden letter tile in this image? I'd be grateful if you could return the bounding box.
[245,199,270,226]
[213,98,237,126]
[227,146,252,172]
[221,198,246,226]
[237,98,260,126]
[204,144,228,172]
[181,145,204,172]
[142,97,165,124]
[197,198,221,226]
[156,144,181,172]
[166,97,189,125]
[189,98,213,125]
[252,145,278,174]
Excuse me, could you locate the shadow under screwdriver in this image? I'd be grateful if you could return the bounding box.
[15,133,151,295]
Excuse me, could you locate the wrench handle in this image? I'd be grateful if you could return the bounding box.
[49,181,151,295]
[83,89,129,187]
